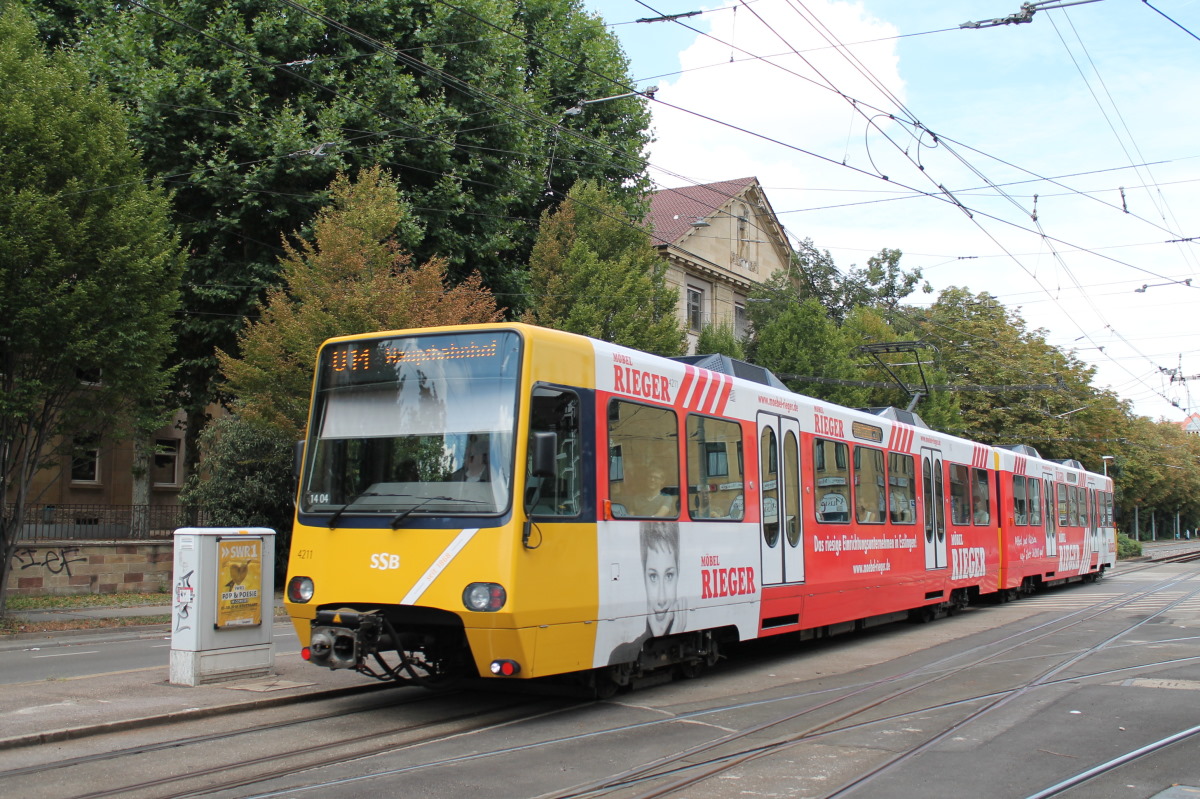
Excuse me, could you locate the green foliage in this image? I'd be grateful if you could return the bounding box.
[26,0,651,455]
[0,6,182,608]
[746,252,950,418]
[221,166,505,439]
[752,298,865,407]
[1110,417,1200,533]
[1116,533,1142,560]
[696,323,745,360]
[787,241,929,322]
[5,591,170,611]
[840,306,962,432]
[524,180,685,356]
[210,168,503,558]
[180,416,294,574]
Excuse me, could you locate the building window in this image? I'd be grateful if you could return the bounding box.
[71,436,100,483]
[734,303,747,339]
[687,287,704,333]
[153,439,181,486]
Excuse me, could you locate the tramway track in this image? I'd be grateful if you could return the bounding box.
[0,684,424,780]
[1150,549,1200,565]
[0,691,583,799]
[528,564,1200,799]
[1020,722,1200,799]
[161,567,1200,799]
[197,568,1197,799]
[813,568,1200,799]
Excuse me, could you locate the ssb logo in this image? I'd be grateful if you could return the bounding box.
[370,552,401,570]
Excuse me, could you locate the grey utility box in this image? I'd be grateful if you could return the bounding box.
[170,527,276,686]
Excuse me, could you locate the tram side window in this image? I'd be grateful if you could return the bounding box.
[526,387,582,517]
[1013,476,1028,525]
[687,415,744,520]
[888,453,916,524]
[1067,485,1080,527]
[1028,478,1042,527]
[1106,492,1114,525]
[854,446,885,524]
[972,468,991,525]
[608,400,679,518]
[1057,483,1069,527]
[949,464,971,525]
[814,438,850,523]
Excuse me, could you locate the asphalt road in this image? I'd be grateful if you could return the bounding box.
[0,622,301,684]
[3,555,1200,799]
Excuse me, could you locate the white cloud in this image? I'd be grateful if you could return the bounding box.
[605,0,1200,420]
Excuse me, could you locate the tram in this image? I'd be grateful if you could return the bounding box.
[283,323,1116,687]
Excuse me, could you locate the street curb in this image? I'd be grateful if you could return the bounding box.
[0,682,391,752]
[0,623,173,644]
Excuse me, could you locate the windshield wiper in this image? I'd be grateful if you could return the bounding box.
[325,491,388,529]
[327,502,351,530]
[390,495,453,529]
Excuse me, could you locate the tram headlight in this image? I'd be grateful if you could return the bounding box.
[287,575,314,603]
[463,582,507,612]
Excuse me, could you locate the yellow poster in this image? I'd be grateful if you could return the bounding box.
[216,537,262,628]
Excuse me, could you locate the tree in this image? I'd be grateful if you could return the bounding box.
[840,306,961,432]
[696,323,745,360]
[201,167,503,553]
[1112,416,1200,538]
[909,287,1105,452]
[25,0,652,472]
[752,298,865,408]
[221,165,506,440]
[786,241,928,322]
[524,180,685,356]
[743,246,942,419]
[0,6,182,612]
[179,416,295,578]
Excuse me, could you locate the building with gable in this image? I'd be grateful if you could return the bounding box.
[646,177,794,354]
[1180,412,1200,436]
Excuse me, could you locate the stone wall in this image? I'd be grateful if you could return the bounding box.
[5,541,173,597]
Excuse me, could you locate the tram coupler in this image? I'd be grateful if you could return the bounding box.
[308,608,387,670]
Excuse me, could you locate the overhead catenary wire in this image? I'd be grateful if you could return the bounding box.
[87,0,1200,410]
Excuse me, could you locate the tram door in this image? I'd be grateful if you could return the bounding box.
[758,414,804,585]
[1042,476,1057,557]
[1086,488,1101,568]
[921,447,947,570]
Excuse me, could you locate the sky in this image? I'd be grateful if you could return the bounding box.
[582,0,1200,423]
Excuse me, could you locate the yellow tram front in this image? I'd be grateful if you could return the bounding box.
[283,324,599,682]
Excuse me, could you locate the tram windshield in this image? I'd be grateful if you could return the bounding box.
[301,331,521,520]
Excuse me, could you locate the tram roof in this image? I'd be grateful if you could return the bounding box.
[670,353,788,390]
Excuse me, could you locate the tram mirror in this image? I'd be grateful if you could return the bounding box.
[292,440,305,482]
[531,431,558,478]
